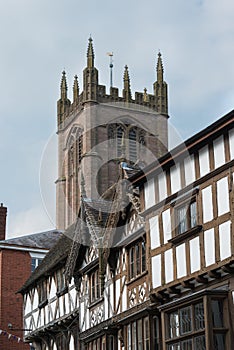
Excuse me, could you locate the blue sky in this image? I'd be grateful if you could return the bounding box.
[0,0,233,237]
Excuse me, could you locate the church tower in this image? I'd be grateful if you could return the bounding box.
[56,38,169,230]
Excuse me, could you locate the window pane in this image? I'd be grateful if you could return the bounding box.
[132,322,137,350]
[137,319,143,350]
[169,312,180,338]
[144,318,150,350]
[194,302,205,330]
[214,333,225,350]
[31,258,36,272]
[194,335,206,350]
[181,339,192,350]
[212,300,223,328]
[177,206,187,234]
[127,324,131,350]
[141,241,146,272]
[153,317,159,350]
[136,244,140,275]
[190,201,197,228]
[180,307,192,335]
[130,247,135,279]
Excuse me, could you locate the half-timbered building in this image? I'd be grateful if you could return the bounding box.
[19,39,234,350]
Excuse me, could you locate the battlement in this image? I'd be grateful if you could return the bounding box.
[57,38,168,130]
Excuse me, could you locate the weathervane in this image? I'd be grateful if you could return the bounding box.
[107,52,114,88]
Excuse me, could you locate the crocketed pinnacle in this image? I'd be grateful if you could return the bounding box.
[157,51,164,82]
[123,65,131,101]
[60,70,68,100]
[87,36,95,68]
[73,75,79,102]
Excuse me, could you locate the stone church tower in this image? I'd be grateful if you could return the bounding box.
[56,38,169,230]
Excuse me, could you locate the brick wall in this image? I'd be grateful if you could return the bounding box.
[0,249,31,349]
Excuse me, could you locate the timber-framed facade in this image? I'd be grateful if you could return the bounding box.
[19,39,234,350]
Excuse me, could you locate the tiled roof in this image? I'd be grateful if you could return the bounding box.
[0,229,62,250]
[18,224,76,294]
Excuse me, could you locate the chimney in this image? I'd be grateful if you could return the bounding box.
[0,203,7,241]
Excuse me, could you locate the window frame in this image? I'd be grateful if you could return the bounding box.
[89,269,101,304]
[162,292,228,350]
[127,239,146,281]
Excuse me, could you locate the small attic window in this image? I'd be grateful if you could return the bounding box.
[31,257,43,272]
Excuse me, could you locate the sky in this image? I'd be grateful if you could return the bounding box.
[0,0,233,238]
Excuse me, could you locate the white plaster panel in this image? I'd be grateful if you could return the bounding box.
[69,286,76,309]
[184,155,196,185]
[144,178,155,210]
[32,288,38,311]
[202,185,213,222]
[162,208,172,243]
[50,277,56,300]
[204,228,215,266]
[149,215,160,249]
[80,301,84,330]
[122,279,127,311]
[213,136,225,168]
[59,297,63,318]
[176,243,187,278]
[33,309,39,329]
[65,292,70,314]
[25,294,31,315]
[116,279,120,311]
[50,300,56,319]
[104,286,109,319]
[45,304,49,325]
[229,128,234,160]
[170,164,181,194]
[109,283,113,317]
[217,176,229,216]
[158,171,167,201]
[219,221,231,260]
[69,335,75,350]
[190,237,200,273]
[152,254,161,288]
[199,145,210,177]
[165,249,173,283]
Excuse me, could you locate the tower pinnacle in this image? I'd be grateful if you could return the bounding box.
[60,70,68,100]
[123,65,131,102]
[157,51,164,82]
[153,52,168,114]
[87,37,95,68]
[73,75,79,103]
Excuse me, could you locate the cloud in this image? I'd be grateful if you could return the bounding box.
[0,0,233,236]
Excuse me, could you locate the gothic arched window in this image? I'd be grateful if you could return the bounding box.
[117,126,125,157]
[129,128,137,162]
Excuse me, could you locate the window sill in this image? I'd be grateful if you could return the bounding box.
[126,270,148,286]
[169,225,203,245]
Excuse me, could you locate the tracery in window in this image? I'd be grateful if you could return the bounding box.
[129,128,137,162]
[117,126,125,157]
[108,123,147,163]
